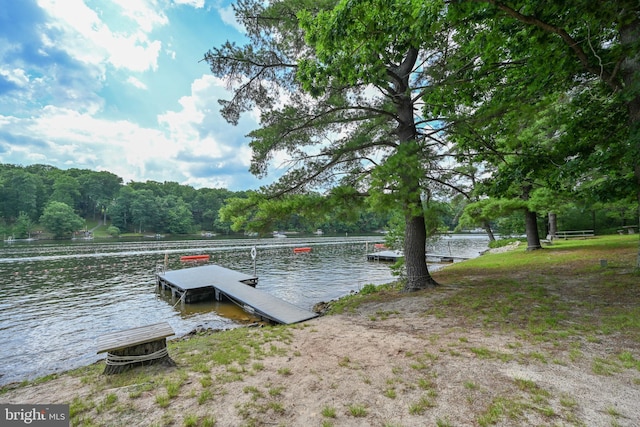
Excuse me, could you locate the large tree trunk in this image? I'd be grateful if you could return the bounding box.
[482,220,496,241]
[404,210,438,291]
[391,47,439,291]
[524,209,542,251]
[548,212,557,238]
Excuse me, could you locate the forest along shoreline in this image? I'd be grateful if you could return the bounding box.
[1,235,639,427]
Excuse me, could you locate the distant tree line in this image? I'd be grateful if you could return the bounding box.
[0,163,395,238]
[1,163,635,240]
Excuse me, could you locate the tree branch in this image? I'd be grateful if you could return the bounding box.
[483,0,620,91]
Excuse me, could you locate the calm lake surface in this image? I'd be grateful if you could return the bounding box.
[0,234,489,385]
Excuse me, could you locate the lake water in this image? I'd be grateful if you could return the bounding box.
[0,234,489,385]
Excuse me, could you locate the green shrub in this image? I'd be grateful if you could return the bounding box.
[107,226,120,237]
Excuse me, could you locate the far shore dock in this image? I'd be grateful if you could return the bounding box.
[366,250,470,263]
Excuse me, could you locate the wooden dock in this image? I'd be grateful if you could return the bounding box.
[366,250,470,263]
[425,254,470,263]
[156,264,318,325]
[367,250,403,261]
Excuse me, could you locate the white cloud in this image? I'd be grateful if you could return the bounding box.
[111,0,169,33]
[108,34,162,72]
[173,0,205,7]
[0,67,29,87]
[0,71,263,189]
[155,73,266,187]
[127,76,148,89]
[218,4,245,34]
[36,0,165,72]
[158,75,232,155]
[3,106,174,182]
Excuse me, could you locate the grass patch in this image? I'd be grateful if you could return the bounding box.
[321,406,337,418]
[384,388,397,398]
[183,413,199,427]
[198,389,213,405]
[477,396,524,426]
[464,381,479,390]
[347,404,368,417]
[408,395,436,415]
[428,235,640,344]
[592,357,624,376]
[470,347,493,359]
[69,396,95,420]
[618,351,640,370]
[170,325,294,370]
[326,282,402,314]
[268,386,285,397]
[277,367,292,376]
[165,378,182,399]
[477,377,558,425]
[155,394,170,408]
[370,309,400,321]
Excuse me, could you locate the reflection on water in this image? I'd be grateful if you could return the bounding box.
[0,234,488,385]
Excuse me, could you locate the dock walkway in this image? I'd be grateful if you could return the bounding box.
[156,264,317,325]
[366,250,470,263]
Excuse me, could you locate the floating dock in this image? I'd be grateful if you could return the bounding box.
[367,250,403,261]
[425,254,470,263]
[156,264,318,325]
[366,251,470,263]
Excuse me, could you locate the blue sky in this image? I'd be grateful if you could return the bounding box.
[0,0,277,190]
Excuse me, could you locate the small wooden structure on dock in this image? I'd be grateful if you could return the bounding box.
[97,322,175,374]
[156,264,318,325]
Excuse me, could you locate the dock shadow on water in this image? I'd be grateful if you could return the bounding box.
[0,234,488,385]
[159,294,260,324]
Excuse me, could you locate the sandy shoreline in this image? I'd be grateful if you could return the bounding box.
[3,285,639,426]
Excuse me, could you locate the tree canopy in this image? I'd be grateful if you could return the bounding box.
[203,0,640,271]
[204,0,460,290]
[39,201,85,239]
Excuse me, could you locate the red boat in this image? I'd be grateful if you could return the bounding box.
[293,247,312,253]
[180,254,210,262]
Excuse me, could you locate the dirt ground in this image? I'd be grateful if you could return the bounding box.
[3,285,640,427]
